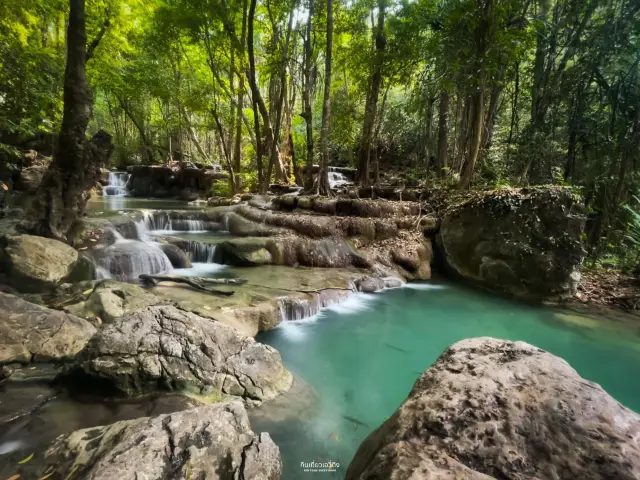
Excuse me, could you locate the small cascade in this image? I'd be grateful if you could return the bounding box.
[185,242,217,263]
[277,288,354,322]
[91,240,173,281]
[136,210,207,235]
[328,171,351,189]
[104,172,130,196]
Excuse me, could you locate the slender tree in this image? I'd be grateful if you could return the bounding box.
[357,0,387,186]
[317,0,333,194]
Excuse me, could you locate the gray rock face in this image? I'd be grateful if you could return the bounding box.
[65,280,162,323]
[0,293,96,364]
[0,234,95,292]
[347,337,640,480]
[160,243,193,268]
[33,402,282,480]
[78,305,292,404]
[437,187,585,301]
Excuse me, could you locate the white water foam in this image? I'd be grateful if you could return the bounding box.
[402,283,447,291]
[173,262,228,277]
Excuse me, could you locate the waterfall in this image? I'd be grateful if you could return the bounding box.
[328,171,350,189]
[136,210,207,236]
[91,240,173,281]
[104,172,130,196]
[184,242,217,263]
[277,289,354,322]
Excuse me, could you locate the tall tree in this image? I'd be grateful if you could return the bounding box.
[22,0,113,239]
[301,0,316,186]
[317,0,334,194]
[357,0,387,186]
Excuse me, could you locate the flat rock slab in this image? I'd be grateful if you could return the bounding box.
[77,305,293,404]
[347,337,640,480]
[0,293,96,364]
[20,402,282,480]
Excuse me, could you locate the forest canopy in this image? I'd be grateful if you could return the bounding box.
[1,0,639,253]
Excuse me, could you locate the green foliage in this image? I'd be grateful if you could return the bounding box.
[211,179,232,197]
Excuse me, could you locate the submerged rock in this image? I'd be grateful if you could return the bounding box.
[0,234,95,292]
[30,402,282,480]
[347,337,640,479]
[0,293,96,364]
[437,187,585,301]
[77,305,292,404]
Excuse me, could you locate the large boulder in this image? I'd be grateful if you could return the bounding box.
[65,280,163,324]
[160,243,192,268]
[26,402,281,480]
[347,337,640,480]
[437,187,585,301]
[77,305,292,404]
[0,293,96,364]
[0,234,95,292]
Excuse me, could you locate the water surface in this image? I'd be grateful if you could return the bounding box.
[255,280,640,479]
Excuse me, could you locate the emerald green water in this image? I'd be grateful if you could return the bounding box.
[255,280,640,479]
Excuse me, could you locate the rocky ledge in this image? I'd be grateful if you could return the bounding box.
[16,402,282,480]
[347,337,640,479]
[74,305,293,405]
[437,187,585,301]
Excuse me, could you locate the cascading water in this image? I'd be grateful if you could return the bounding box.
[93,240,173,281]
[184,242,217,263]
[277,289,354,322]
[104,172,130,196]
[328,171,351,189]
[136,210,207,235]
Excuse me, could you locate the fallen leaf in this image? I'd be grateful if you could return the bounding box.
[7,474,21,480]
[78,247,88,251]
[38,474,53,480]
[203,306,211,311]
[82,289,94,295]
[18,453,34,464]
[1,183,8,191]
[89,239,97,243]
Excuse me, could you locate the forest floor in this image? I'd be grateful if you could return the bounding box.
[574,270,640,313]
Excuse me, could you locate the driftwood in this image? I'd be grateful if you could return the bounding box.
[139,274,244,297]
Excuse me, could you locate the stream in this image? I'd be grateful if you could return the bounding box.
[1,194,639,479]
[255,282,640,478]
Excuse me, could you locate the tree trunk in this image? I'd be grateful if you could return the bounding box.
[436,90,449,177]
[267,8,294,184]
[317,0,333,195]
[356,0,386,186]
[459,89,484,189]
[22,0,113,240]
[247,0,268,192]
[233,0,248,190]
[302,0,315,187]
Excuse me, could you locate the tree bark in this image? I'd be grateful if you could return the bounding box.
[247,0,268,192]
[233,0,248,189]
[436,90,449,177]
[356,0,386,186]
[459,89,484,189]
[317,0,333,195]
[302,0,315,187]
[22,0,113,240]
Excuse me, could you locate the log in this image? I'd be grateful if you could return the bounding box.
[138,274,239,297]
